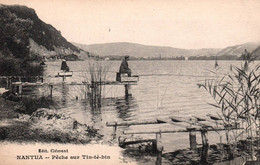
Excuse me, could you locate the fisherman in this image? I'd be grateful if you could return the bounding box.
[119,56,131,76]
[61,59,70,72]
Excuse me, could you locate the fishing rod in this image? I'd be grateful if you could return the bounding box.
[137,73,223,78]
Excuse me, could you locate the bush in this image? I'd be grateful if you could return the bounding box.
[0,54,43,76]
[19,96,55,115]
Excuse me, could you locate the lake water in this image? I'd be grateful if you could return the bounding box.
[39,60,248,164]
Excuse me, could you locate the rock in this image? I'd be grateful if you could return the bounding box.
[28,108,100,143]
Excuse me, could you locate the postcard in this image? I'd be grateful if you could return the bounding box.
[0,0,259,164]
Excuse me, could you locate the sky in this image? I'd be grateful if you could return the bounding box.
[1,0,260,49]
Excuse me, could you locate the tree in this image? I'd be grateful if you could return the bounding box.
[0,7,33,59]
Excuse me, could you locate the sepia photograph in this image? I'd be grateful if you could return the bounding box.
[0,0,259,164]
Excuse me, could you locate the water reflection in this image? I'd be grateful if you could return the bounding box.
[61,83,69,107]
[115,96,138,121]
[90,107,102,127]
[42,60,244,154]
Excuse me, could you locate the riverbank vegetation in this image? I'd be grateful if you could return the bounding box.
[197,50,260,162]
[0,96,102,143]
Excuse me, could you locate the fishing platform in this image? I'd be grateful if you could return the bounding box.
[0,73,139,108]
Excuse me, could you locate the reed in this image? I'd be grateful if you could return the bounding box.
[198,50,260,160]
[81,59,111,108]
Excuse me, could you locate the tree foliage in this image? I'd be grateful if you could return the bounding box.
[0,6,33,59]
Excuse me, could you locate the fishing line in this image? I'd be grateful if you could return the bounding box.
[137,73,225,78]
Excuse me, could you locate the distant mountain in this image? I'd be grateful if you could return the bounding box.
[0,4,89,60]
[73,42,221,58]
[217,42,259,57]
[251,45,260,60]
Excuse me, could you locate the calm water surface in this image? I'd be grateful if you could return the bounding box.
[39,60,248,164]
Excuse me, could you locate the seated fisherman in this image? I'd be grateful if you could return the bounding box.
[61,59,70,72]
[119,56,131,76]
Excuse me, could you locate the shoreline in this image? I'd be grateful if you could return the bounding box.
[0,92,259,164]
[0,96,102,144]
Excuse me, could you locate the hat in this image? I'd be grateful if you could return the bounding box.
[62,59,66,62]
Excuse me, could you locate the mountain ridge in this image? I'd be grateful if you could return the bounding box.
[0,4,90,60]
[216,42,259,56]
[73,42,221,58]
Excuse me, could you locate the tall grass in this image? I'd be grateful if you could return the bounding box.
[198,50,260,160]
[80,59,111,108]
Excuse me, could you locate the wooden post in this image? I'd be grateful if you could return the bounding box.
[93,83,97,108]
[125,84,132,98]
[9,78,13,91]
[62,76,65,82]
[200,129,209,164]
[113,122,117,139]
[6,77,9,89]
[188,128,197,150]
[97,84,101,108]
[18,85,22,96]
[50,85,53,98]
[19,77,21,82]
[156,132,163,165]
[41,77,43,83]
[90,81,95,108]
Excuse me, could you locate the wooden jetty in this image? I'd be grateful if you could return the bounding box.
[2,73,139,108]
[106,115,242,165]
[0,76,44,89]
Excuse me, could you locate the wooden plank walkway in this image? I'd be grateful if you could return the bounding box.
[107,114,241,134]
[123,126,236,134]
[108,113,243,165]
[11,81,138,86]
[0,76,43,79]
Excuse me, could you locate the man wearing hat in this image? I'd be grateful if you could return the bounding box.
[119,56,131,76]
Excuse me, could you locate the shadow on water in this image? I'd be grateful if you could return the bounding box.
[60,83,69,107]
[90,107,102,126]
[114,96,138,121]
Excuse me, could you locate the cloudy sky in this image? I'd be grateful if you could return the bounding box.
[1,0,260,49]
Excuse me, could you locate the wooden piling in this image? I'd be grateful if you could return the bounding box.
[113,122,117,139]
[6,78,9,89]
[93,83,97,108]
[200,129,209,164]
[9,78,12,90]
[156,132,163,165]
[50,85,53,98]
[97,84,101,108]
[18,85,22,96]
[125,84,132,98]
[90,81,94,107]
[188,128,197,150]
